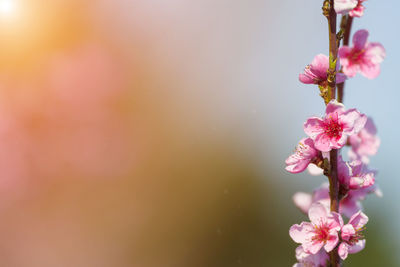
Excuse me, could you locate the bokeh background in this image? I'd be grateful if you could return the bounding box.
[0,0,397,266]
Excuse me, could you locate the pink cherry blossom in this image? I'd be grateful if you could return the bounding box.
[348,117,380,164]
[338,29,386,79]
[349,0,366,17]
[293,181,380,218]
[334,0,358,15]
[304,100,366,152]
[338,159,375,190]
[286,138,319,173]
[299,54,346,86]
[293,245,329,267]
[338,211,368,260]
[289,203,343,255]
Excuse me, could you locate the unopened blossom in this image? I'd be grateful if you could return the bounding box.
[293,245,329,267]
[286,138,319,174]
[338,29,386,79]
[304,100,366,152]
[338,211,368,260]
[334,0,358,14]
[289,203,342,254]
[299,54,346,86]
[349,117,380,164]
[349,0,366,17]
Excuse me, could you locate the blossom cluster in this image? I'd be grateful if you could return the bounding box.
[286,1,385,266]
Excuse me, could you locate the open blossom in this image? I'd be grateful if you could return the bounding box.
[304,100,366,152]
[294,181,381,218]
[334,0,358,14]
[293,245,328,267]
[299,54,346,86]
[289,203,342,254]
[349,0,366,17]
[338,158,375,190]
[338,211,368,260]
[286,138,319,174]
[348,117,380,164]
[338,29,386,79]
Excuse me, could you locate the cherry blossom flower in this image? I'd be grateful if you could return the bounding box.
[338,211,368,260]
[338,29,386,79]
[299,54,346,86]
[334,0,358,15]
[304,100,366,152]
[286,138,319,174]
[293,245,329,267]
[348,117,380,164]
[349,0,366,17]
[289,203,343,254]
[293,181,381,218]
[338,159,375,190]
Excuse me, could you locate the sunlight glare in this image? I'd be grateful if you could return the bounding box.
[0,0,15,15]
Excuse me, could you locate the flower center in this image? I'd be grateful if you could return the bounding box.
[313,223,330,242]
[324,114,343,139]
[350,49,365,64]
[348,227,365,245]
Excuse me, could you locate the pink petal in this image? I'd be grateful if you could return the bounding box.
[353,114,368,134]
[304,117,325,139]
[313,184,330,201]
[341,224,356,241]
[328,211,344,230]
[349,173,375,189]
[290,222,315,244]
[340,197,363,218]
[295,245,309,261]
[326,100,345,115]
[366,42,386,64]
[285,158,309,173]
[348,210,369,229]
[293,192,313,214]
[310,54,329,79]
[353,29,369,50]
[303,239,324,255]
[331,133,347,149]
[308,202,328,224]
[324,232,339,252]
[338,242,350,260]
[360,63,380,79]
[364,117,378,135]
[338,46,352,63]
[299,73,315,84]
[342,63,359,78]
[340,108,366,134]
[348,239,366,254]
[334,0,358,14]
[349,5,365,17]
[314,133,332,152]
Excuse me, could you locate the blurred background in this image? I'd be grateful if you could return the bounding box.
[0,0,397,266]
